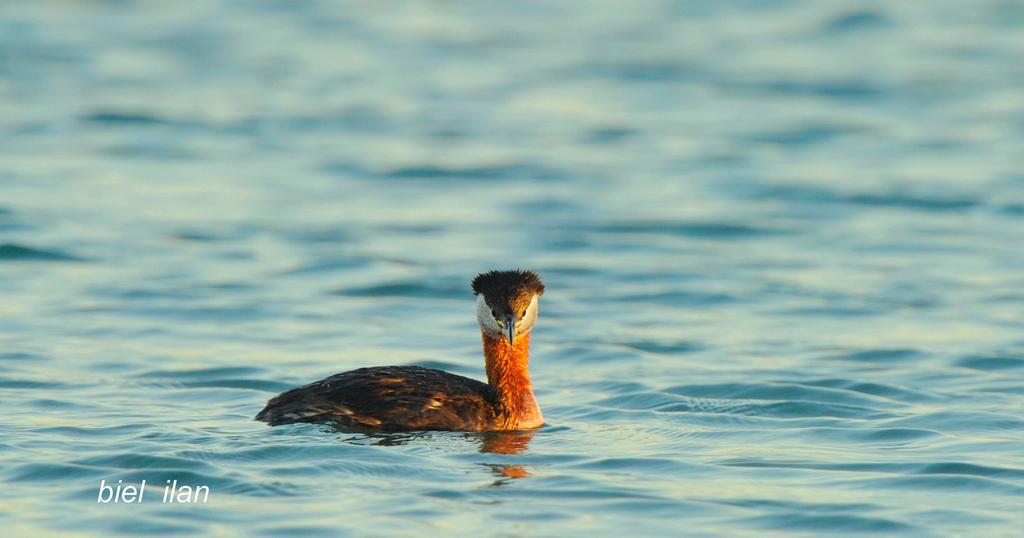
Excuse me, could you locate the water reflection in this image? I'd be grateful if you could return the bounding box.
[334,428,534,453]
[337,428,536,482]
[484,463,531,483]
[479,430,536,483]
[342,431,426,447]
[479,429,535,455]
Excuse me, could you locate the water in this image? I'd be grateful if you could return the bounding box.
[2,0,1023,535]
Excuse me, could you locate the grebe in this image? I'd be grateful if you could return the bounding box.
[256,270,545,431]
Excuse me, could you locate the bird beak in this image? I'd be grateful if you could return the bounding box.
[505,317,516,345]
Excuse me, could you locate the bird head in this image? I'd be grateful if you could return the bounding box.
[472,269,545,345]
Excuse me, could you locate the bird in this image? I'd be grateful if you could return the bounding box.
[256,269,546,432]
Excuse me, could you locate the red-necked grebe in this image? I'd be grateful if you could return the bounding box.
[256,270,545,431]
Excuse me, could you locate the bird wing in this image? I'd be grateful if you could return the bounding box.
[255,366,497,431]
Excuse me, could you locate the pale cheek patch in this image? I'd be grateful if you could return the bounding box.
[517,295,540,335]
[476,295,504,338]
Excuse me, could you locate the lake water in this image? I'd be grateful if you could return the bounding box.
[2,0,1023,536]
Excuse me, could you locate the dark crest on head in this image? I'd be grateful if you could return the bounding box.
[472,270,545,318]
[472,269,545,297]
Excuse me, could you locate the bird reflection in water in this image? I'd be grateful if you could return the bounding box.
[479,429,535,484]
[336,428,537,483]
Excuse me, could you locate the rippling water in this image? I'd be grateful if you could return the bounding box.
[3,0,1024,536]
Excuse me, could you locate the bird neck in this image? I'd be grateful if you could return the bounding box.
[482,332,543,429]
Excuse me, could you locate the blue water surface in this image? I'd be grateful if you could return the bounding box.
[2,0,1024,536]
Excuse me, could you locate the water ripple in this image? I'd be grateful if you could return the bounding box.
[332,281,466,299]
[597,221,792,238]
[750,183,981,212]
[594,391,894,420]
[742,513,915,533]
[380,163,567,182]
[955,355,1024,371]
[0,243,82,261]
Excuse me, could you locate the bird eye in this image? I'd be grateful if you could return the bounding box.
[491,309,498,317]
[522,310,528,318]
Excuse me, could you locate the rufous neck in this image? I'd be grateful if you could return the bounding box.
[482,333,543,429]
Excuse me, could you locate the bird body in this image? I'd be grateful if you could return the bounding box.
[256,270,546,432]
[255,365,498,430]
